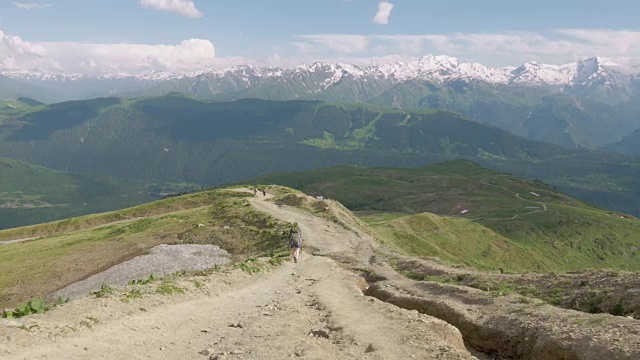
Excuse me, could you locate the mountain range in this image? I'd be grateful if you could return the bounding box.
[1,94,639,217]
[4,55,638,93]
[2,55,640,150]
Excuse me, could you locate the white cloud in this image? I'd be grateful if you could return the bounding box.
[292,29,640,67]
[12,2,52,10]
[4,28,640,75]
[0,29,218,74]
[138,0,203,18]
[373,1,394,25]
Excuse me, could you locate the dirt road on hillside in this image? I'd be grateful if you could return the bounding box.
[1,193,479,360]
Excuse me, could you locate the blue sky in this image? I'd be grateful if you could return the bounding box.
[1,0,639,74]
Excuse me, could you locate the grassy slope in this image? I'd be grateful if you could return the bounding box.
[0,98,43,124]
[0,157,161,230]
[363,212,545,272]
[0,189,291,307]
[252,160,640,273]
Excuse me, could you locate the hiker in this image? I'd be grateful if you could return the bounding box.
[289,224,302,263]
[262,189,267,196]
[254,188,258,197]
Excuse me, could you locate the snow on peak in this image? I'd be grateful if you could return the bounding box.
[510,62,574,86]
[1,54,635,89]
[571,57,626,86]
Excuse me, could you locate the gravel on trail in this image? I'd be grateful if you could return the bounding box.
[50,244,230,300]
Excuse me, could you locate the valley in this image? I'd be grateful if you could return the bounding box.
[0,156,193,230]
[1,95,640,223]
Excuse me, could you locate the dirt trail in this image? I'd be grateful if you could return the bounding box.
[0,217,146,245]
[1,192,479,360]
[453,176,548,221]
[0,237,40,246]
[249,195,376,266]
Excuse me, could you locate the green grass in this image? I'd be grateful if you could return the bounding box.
[156,282,185,295]
[253,160,640,272]
[1,296,67,319]
[364,212,548,272]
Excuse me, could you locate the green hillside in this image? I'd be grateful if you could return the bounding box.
[0,157,172,230]
[0,76,57,104]
[371,83,637,149]
[607,129,640,157]
[1,95,640,216]
[252,161,640,272]
[365,212,546,272]
[0,97,43,124]
[0,94,561,183]
[149,75,640,150]
[0,188,290,307]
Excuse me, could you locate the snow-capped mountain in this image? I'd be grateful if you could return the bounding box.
[1,54,633,87]
[2,54,640,153]
[0,54,638,104]
[175,55,633,89]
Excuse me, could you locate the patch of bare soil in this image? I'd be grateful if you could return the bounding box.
[394,257,640,319]
[365,260,640,360]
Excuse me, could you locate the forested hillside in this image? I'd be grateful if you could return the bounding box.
[1,94,639,216]
[0,157,165,229]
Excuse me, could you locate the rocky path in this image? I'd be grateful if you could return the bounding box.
[1,192,479,360]
[49,244,231,301]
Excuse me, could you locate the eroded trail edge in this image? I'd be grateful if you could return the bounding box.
[249,192,640,360]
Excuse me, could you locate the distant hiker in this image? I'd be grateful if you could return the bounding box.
[262,189,267,196]
[289,224,302,263]
[254,188,258,197]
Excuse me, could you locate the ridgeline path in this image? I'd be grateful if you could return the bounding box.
[0,191,479,360]
[4,189,637,360]
[452,176,548,221]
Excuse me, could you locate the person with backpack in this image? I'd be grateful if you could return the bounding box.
[288,224,302,263]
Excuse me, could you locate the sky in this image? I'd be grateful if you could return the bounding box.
[0,0,639,74]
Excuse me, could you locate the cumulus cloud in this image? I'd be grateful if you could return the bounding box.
[292,29,640,67]
[139,0,203,18]
[0,29,218,74]
[12,2,52,10]
[373,1,394,25]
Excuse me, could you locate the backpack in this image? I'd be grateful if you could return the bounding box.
[289,229,302,247]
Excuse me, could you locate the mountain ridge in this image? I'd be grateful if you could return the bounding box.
[4,55,640,150]
[2,54,635,89]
